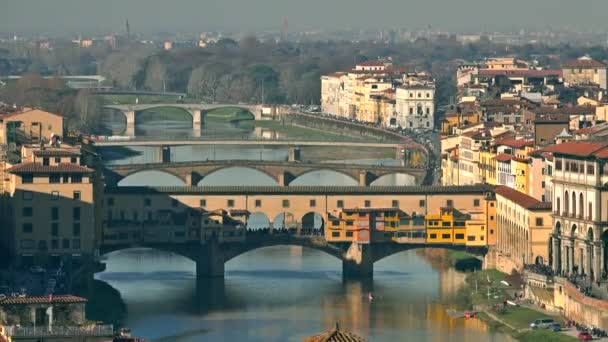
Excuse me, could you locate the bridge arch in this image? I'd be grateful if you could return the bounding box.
[117,170,187,186]
[99,244,200,264]
[223,240,344,263]
[301,212,325,236]
[370,172,417,186]
[197,166,279,186]
[288,169,359,186]
[246,212,272,231]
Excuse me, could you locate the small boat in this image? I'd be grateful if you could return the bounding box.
[464,311,477,319]
[500,280,511,287]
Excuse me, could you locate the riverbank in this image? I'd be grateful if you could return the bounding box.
[457,268,576,341]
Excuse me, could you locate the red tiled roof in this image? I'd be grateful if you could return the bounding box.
[348,68,406,75]
[0,295,87,305]
[357,60,388,67]
[541,142,608,158]
[494,185,552,211]
[478,69,562,77]
[494,137,534,149]
[512,157,529,163]
[563,58,606,68]
[494,154,514,162]
[6,162,93,174]
[534,106,596,115]
[592,147,608,159]
[33,149,81,157]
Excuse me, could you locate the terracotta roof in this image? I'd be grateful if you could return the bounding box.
[478,69,562,77]
[494,137,534,149]
[0,108,64,119]
[534,106,596,115]
[534,114,570,123]
[494,186,551,211]
[0,295,87,305]
[348,68,405,75]
[6,162,94,174]
[481,99,523,106]
[512,157,529,163]
[541,142,608,158]
[495,154,514,162]
[563,58,606,68]
[304,324,368,342]
[33,149,81,157]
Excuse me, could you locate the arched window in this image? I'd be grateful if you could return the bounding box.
[589,202,593,221]
[579,193,584,219]
[417,103,423,115]
[556,197,561,214]
[564,191,569,215]
[572,192,577,217]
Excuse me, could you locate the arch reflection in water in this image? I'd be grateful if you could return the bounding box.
[289,170,359,186]
[197,167,278,186]
[117,170,186,187]
[95,247,513,342]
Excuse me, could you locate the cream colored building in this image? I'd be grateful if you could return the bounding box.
[4,144,98,267]
[0,108,64,142]
[321,72,347,117]
[544,141,608,281]
[495,185,552,273]
[562,56,607,90]
[395,84,435,130]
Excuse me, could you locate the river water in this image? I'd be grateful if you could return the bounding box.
[95,117,513,341]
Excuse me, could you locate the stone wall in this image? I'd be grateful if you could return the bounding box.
[554,278,608,329]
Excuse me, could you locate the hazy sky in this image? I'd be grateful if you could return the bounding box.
[2,0,608,35]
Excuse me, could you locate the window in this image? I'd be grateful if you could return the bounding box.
[474,199,480,207]
[23,223,33,233]
[442,222,451,227]
[282,199,290,208]
[429,234,437,239]
[309,199,316,207]
[144,198,151,207]
[22,207,33,217]
[446,199,453,207]
[171,199,178,208]
[22,191,33,200]
[419,200,425,207]
[588,164,595,175]
[62,239,70,249]
[51,223,58,237]
[43,157,50,166]
[442,234,450,239]
[73,207,81,220]
[409,108,413,115]
[490,202,495,207]
[54,157,61,163]
[346,231,353,237]
[73,223,80,237]
[346,220,353,226]
[337,200,344,208]
[556,160,562,170]
[535,218,543,226]
[227,199,234,208]
[426,107,430,115]
[22,174,33,184]
[490,215,494,220]
[455,233,464,239]
[467,236,476,241]
[49,175,60,183]
[200,199,206,207]
[392,200,399,208]
[72,191,81,200]
[51,207,59,220]
[255,199,262,207]
[364,200,371,208]
[70,157,77,164]
[71,174,82,183]
[332,232,340,237]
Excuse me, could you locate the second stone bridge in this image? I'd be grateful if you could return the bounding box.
[104,160,427,186]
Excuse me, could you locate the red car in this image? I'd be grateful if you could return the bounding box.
[578,331,593,341]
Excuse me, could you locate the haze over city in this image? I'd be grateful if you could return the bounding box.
[3,0,608,33]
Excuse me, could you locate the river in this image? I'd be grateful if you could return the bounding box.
[94,115,513,341]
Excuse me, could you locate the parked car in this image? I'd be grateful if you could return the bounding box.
[550,323,561,332]
[578,331,593,341]
[29,266,46,274]
[530,318,555,329]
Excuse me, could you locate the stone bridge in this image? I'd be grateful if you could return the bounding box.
[103,103,270,137]
[98,235,478,281]
[103,159,426,186]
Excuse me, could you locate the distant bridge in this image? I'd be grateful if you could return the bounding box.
[103,159,426,186]
[103,103,269,137]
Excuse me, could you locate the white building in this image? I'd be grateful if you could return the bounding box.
[394,84,435,130]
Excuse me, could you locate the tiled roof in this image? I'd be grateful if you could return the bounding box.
[495,154,514,162]
[541,142,608,158]
[494,137,534,149]
[105,185,494,195]
[304,324,368,342]
[6,162,94,174]
[534,106,596,115]
[357,60,388,67]
[494,186,551,211]
[33,149,81,157]
[348,68,405,75]
[0,295,87,305]
[478,69,562,77]
[534,114,570,123]
[563,58,606,68]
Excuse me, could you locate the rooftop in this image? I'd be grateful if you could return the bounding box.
[0,295,87,305]
[563,57,606,68]
[33,149,81,157]
[303,324,368,342]
[494,137,534,149]
[541,141,608,158]
[6,162,94,174]
[494,185,552,211]
[477,69,562,77]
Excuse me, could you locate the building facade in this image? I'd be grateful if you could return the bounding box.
[562,56,608,90]
[395,85,435,129]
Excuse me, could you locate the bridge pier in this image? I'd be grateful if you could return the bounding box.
[154,146,172,163]
[124,110,135,137]
[191,109,202,137]
[288,146,301,162]
[342,242,374,279]
[396,146,406,167]
[358,171,377,186]
[277,171,295,187]
[196,241,225,279]
[185,171,203,186]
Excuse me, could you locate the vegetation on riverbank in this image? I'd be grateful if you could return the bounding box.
[447,250,482,271]
[75,280,127,327]
[245,120,380,142]
[515,330,577,342]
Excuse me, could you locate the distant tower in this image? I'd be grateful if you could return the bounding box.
[281,17,288,42]
[126,19,131,42]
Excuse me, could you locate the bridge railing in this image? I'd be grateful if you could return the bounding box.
[89,134,395,144]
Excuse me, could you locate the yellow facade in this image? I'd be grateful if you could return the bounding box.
[513,158,529,194]
[425,208,468,244]
[479,149,497,185]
